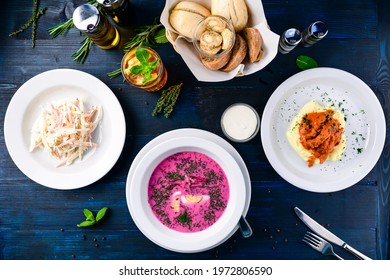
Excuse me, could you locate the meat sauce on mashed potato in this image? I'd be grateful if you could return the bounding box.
[286,100,346,167]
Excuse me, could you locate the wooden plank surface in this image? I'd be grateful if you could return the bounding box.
[0,0,389,260]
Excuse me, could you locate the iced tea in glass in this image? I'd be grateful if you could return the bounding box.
[121,47,168,92]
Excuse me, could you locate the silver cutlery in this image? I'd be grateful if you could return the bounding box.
[294,207,372,260]
[239,215,253,238]
[303,231,343,260]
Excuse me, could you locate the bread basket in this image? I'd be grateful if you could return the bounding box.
[160,0,280,82]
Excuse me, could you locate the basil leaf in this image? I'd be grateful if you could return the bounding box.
[77,220,96,227]
[296,55,318,70]
[130,65,146,75]
[153,28,168,44]
[83,209,95,222]
[135,47,150,65]
[130,47,161,85]
[96,207,108,222]
[147,59,159,71]
[143,72,152,84]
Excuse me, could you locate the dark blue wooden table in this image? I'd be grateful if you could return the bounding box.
[0,0,389,260]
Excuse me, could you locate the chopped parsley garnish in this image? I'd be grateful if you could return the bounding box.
[177,211,192,228]
[166,171,184,181]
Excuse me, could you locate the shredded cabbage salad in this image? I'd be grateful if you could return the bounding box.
[29,98,103,167]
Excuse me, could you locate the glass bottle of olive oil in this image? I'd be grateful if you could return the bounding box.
[73,4,120,49]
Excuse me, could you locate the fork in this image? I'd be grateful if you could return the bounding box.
[302,231,344,260]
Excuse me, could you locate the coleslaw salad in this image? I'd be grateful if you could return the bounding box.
[29,97,103,167]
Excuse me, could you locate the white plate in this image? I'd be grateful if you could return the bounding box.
[261,67,386,193]
[126,128,252,252]
[4,69,126,189]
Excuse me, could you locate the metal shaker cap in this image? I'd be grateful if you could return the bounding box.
[283,28,302,46]
[310,21,328,39]
[73,4,101,34]
[279,28,301,54]
[97,0,124,10]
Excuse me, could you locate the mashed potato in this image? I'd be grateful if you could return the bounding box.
[286,100,346,167]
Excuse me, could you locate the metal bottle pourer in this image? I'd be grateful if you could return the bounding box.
[301,21,328,47]
[278,28,302,54]
[97,0,131,26]
[73,4,120,49]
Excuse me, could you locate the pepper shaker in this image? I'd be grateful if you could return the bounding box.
[73,4,120,49]
[97,0,131,26]
[301,21,328,47]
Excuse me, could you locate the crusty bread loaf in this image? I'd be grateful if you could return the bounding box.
[242,27,263,63]
[220,34,247,72]
[169,1,211,39]
[211,0,248,32]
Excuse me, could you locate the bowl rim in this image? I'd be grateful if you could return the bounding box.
[128,136,246,253]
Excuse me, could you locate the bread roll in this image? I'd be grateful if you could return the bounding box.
[220,34,247,72]
[211,0,248,32]
[242,27,263,63]
[169,1,211,39]
[200,51,231,70]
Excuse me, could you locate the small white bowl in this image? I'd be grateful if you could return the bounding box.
[127,136,246,253]
[221,103,260,142]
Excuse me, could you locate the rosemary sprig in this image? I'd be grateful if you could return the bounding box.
[47,0,98,63]
[108,68,122,79]
[47,0,98,39]
[9,7,47,37]
[152,83,183,118]
[123,23,167,52]
[47,18,74,39]
[72,37,94,64]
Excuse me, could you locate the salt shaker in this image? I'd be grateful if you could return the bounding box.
[73,4,120,49]
[97,0,131,26]
[278,28,302,54]
[301,21,328,47]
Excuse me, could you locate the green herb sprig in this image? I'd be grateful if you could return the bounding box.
[47,0,98,63]
[152,83,183,118]
[47,0,98,38]
[77,207,108,227]
[124,23,168,52]
[9,7,46,37]
[107,68,123,79]
[129,47,160,84]
[72,37,95,64]
[47,18,74,39]
[31,0,39,47]
[9,1,47,48]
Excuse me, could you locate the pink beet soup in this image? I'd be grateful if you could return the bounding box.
[147,151,230,233]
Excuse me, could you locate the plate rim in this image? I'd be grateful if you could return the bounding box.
[260,67,386,193]
[4,68,126,189]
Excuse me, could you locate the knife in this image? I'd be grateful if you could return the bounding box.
[294,206,372,260]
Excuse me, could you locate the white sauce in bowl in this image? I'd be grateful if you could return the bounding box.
[221,103,260,142]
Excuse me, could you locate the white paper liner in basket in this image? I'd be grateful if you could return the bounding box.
[160,0,280,82]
